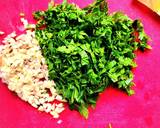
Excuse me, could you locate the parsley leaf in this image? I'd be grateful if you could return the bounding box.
[34,0,151,118]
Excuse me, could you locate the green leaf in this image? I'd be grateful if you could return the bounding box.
[78,105,88,119]
[79,51,89,66]
[68,13,77,20]
[127,89,135,96]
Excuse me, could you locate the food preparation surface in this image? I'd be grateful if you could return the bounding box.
[0,0,160,127]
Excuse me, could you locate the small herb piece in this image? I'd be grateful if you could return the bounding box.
[34,0,151,118]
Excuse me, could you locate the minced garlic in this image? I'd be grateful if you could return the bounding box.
[0,29,65,118]
[0,31,4,35]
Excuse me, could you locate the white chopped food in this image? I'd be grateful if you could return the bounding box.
[55,106,65,113]
[0,27,65,118]
[55,95,63,101]
[20,18,35,29]
[38,106,44,112]
[56,103,64,108]
[20,18,28,29]
[50,111,59,118]
[20,12,25,17]
[0,31,4,35]
[57,119,62,124]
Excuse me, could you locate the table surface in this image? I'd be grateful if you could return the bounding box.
[0,0,160,128]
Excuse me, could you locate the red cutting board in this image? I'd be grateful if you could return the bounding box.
[0,0,160,128]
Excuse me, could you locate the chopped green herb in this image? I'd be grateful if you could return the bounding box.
[34,0,150,118]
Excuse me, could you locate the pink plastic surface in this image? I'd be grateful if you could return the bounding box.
[0,0,160,128]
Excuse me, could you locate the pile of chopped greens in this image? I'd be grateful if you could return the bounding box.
[34,0,151,118]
